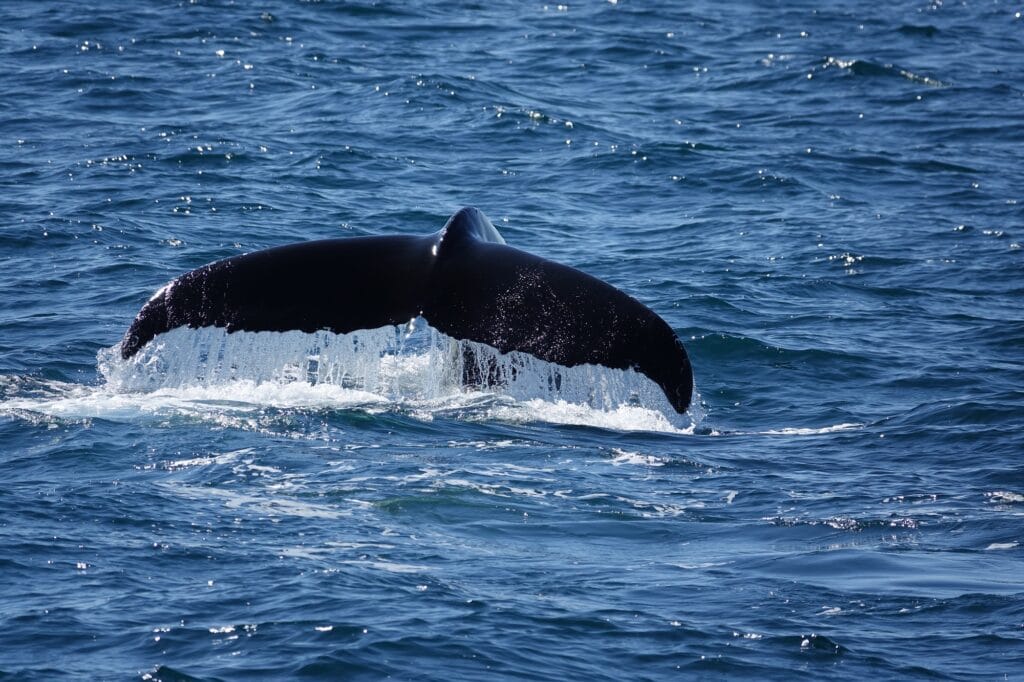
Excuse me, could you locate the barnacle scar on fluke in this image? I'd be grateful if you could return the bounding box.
[120,207,694,413]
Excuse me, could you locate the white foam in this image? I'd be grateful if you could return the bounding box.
[4,323,698,434]
[757,423,862,436]
[488,399,693,434]
[610,448,668,466]
[986,491,1024,504]
[166,483,348,519]
[1,381,385,424]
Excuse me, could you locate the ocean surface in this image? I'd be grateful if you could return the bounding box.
[1,1,1022,679]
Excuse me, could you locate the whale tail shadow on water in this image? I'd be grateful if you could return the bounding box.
[121,207,694,413]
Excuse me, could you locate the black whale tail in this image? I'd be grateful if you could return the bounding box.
[121,207,694,413]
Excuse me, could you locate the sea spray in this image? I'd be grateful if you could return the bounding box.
[97,322,696,430]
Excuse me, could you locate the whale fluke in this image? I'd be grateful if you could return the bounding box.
[121,207,693,413]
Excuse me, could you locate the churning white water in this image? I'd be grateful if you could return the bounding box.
[89,322,697,433]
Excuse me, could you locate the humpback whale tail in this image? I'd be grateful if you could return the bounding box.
[121,207,694,413]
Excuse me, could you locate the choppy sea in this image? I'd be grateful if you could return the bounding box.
[1,1,1022,679]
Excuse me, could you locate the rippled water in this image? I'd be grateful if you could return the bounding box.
[2,1,1022,679]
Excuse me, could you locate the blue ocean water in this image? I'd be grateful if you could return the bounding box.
[1,0,1022,678]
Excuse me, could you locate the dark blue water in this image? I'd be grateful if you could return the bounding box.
[2,1,1022,679]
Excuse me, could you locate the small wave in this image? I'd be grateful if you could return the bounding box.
[794,633,848,655]
[690,332,871,370]
[821,56,947,87]
[609,448,666,467]
[709,423,863,437]
[985,491,1024,504]
[487,399,692,434]
[164,482,349,520]
[764,515,919,531]
[897,24,940,38]
[757,423,862,436]
[2,380,387,422]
